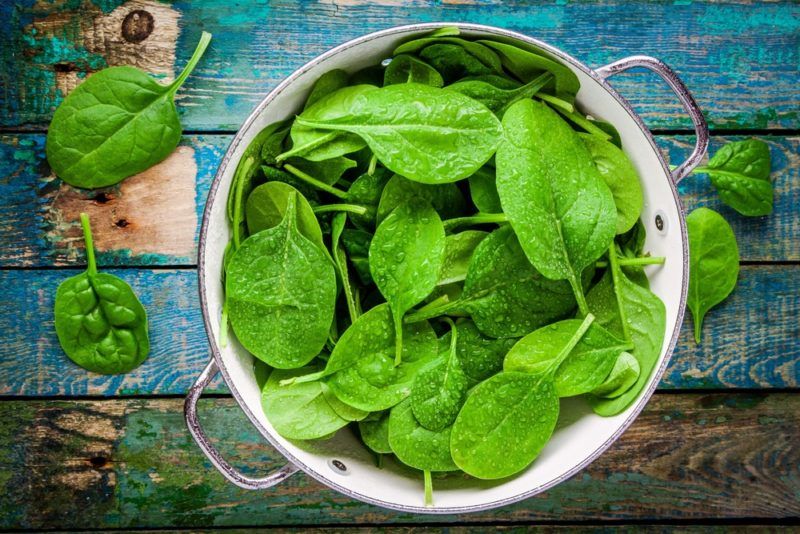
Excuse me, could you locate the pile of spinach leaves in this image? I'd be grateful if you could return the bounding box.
[220,27,771,504]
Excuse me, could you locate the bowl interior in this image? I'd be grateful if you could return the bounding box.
[199,24,687,513]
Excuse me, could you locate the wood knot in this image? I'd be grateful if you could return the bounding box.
[93,192,113,204]
[121,9,154,43]
[115,219,130,228]
[88,455,109,468]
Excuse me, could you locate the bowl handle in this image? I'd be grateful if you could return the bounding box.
[595,55,709,184]
[184,359,299,489]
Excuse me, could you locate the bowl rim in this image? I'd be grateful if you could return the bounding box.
[197,21,689,514]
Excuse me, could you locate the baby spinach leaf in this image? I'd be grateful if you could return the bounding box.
[376,174,466,223]
[321,382,369,421]
[317,304,439,411]
[46,32,212,188]
[226,194,336,368]
[262,367,350,440]
[591,351,640,398]
[586,248,667,416]
[408,225,577,338]
[451,314,594,479]
[580,134,643,234]
[394,35,502,73]
[411,320,469,431]
[245,182,325,250]
[504,319,629,397]
[692,139,773,216]
[467,166,503,213]
[341,228,374,285]
[284,155,356,186]
[388,399,458,472]
[294,83,503,184]
[254,359,272,390]
[54,213,150,374]
[384,55,444,87]
[279,85,377,162]
[331,213,359,323]
[686,207,740,343]
[305,69,351,109]
[455,319,517,382]
[359,411,392,454]
[478,40,579,101]
[496,99,616,314]
[438,230,488,286]
[446,72,553,116]
[370,200,446,364]
[346,170,391,229]
[419,44,495,83]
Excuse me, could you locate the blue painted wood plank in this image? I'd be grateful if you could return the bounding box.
[0,1,797,131]
[0,266,795,396]
[0,134,796,267]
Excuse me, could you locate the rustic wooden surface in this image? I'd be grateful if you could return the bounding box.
[0,0,797,531]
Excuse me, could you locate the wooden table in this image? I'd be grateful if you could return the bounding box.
[1,1,797,530]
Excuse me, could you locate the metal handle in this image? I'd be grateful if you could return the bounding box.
[596,55,709,184]
[185,359,299,489]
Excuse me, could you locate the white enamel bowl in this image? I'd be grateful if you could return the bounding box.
[186,23,708,514]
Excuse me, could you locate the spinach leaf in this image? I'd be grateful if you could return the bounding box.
[54,213,149,374]
[359,411,392,454]
[376,174,466,223]
[504,318,629,397]
[478,40,579,100]
[341,228,374,285]
[370,200,446,364]
[310,304,439,411]
[586,248,667,415]
[226,193,336,368]
[455,319,517,382]
[331,213,360,323]
[446,72,552,116]
[388,399,458,472]
[294,83,503,184]
[346,170,391,229]
[245,182,325,250]
[394,35,502,73]
[686,207,740,343]
[408,225,577,339]
[496,99,616,314]
[451,316,594,479]
[305,69,351,109]
[692,139,773,216]
[284,155,356,186]
[467,166,503,213]
[591,351,640,398]
[46,33,212,188]
[580,134,643,234]
[321,382,369,421]
[262,366,350,440]
[438,230,488,286]
[419,44,495,83]
[279,85,377,162]
[384,55,444,87]
[410,320,469,431]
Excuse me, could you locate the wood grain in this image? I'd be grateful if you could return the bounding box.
[0,393,797,528]
[1,1,797,131]
[0,265,796,396]
[0,135,796,267]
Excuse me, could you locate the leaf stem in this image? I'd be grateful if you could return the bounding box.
[596,256,666,268]
[405,299,462,324]
[536,93,574,113]
[367,154,378,176]
[279,369,327,386]
[550,105,612,140]
[283,163,348,199]
[608,245,632,343]
[394,313,404,367]
[569,275,590,317]
[424,470,433,507]
[80,212,97,276]
[443,213,507,231]
[547,313,595,377]
[169,31,212,94]
[313,203,368,216]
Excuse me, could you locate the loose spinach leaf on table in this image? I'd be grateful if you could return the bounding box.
[691,139,773,216]
[384,55,444,87]
[496,99,616,314]
[686,207,740,343]
[293,83,503,184]
[410,319,469,431]
[451,314,594,479]
[226,194,336,368]
[46,32,212,188]
[370,199,446,364]
[54,213,149,374]
[504,318,630,397]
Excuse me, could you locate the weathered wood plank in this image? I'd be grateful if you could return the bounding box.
[0,265,796,396]
[0,393,797,528]
[0,1,797,131]
[1,134,796,267]
[61,528,796,534]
